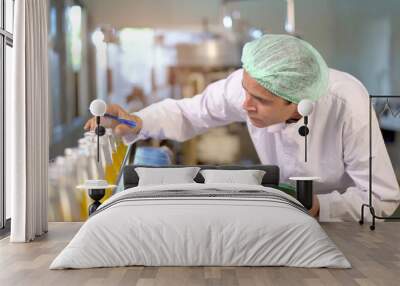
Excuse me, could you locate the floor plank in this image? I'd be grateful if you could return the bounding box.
[0,222,399,286]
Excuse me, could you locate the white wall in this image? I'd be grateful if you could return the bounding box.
[83,0,221,30]
[331,0,400,94]
[82,0,400,94]
[82,0,335,61]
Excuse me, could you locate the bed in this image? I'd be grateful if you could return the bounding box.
[50,165,350,269]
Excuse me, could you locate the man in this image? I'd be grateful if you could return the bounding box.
[85,34,400,221]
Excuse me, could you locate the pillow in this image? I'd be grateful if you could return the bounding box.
[135,167,201,186]
[200,169,266,185]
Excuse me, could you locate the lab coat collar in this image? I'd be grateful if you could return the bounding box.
[264,118,304,133]
[282,117,305,134]
[264,123,286,133]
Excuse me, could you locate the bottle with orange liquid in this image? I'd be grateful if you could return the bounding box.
[99,134,117,203]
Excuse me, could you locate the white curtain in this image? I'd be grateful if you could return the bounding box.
[7,0,49,242]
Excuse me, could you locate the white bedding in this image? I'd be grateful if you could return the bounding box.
[50,183,351,269]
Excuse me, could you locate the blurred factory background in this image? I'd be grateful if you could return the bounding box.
[42,0,400,221]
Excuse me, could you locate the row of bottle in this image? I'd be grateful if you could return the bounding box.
[48,129,127,221]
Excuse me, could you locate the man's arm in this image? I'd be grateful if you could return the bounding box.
[123,69,247,145]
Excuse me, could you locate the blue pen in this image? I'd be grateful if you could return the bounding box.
[104,113,137,128]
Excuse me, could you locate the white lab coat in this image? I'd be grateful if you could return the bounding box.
[124,68,400,222]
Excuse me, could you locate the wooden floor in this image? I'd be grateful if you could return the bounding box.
[0,222,399,286]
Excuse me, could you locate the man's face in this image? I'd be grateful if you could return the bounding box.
[242,70,299,128]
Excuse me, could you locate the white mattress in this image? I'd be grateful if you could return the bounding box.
[50,183,351,269]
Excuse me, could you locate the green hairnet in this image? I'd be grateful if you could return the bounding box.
[241,34,329,104]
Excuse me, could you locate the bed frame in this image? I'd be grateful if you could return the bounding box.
[123,164,280,190]
[114,143,281,193]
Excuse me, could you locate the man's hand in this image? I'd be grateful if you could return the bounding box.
[84,104,142,137]
[309,194,320,218]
